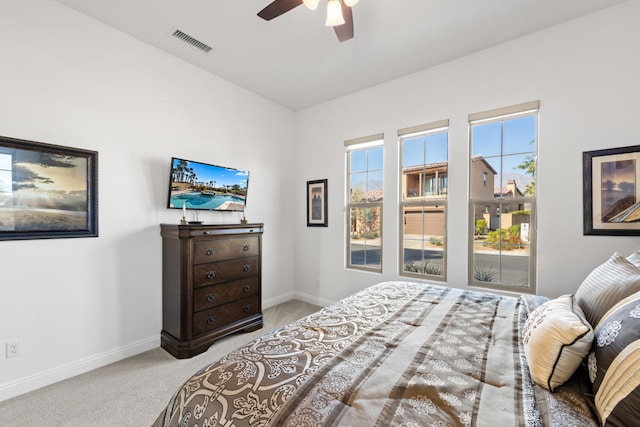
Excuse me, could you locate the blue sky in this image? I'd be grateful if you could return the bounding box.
[403,132,448,167]
[472,115,536,190]
[173,159,248,189]
[349,114,536,195]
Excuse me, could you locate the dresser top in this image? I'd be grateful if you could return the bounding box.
[161,223,264,238]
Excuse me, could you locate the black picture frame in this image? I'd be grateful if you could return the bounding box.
[583,145,640,235]
[0,135,98,241]
[307,179,328,227]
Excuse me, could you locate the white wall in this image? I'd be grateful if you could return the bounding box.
[0,1,295,399]
[1,0,639,403]
[293,1,640,303]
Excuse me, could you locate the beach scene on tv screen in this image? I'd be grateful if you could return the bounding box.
[169,158,248,211]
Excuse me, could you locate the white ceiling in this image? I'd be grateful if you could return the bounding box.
[54,0,625,111]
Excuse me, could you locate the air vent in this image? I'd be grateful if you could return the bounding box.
[171,29,213,53]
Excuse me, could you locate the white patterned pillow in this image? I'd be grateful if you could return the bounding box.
[575,253,640,327]
[523,294,594,391]
[628,250,640,268]
[588,291,640,426]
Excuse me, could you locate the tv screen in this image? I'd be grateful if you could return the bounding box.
[167,157,249,212]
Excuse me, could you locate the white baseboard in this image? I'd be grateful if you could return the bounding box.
[1,294,334,402]
[0,335,159,402]
[263,291,334,309]
[293,291,335,308]
[262,291,296,309]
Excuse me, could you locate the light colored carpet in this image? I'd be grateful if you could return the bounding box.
[0,300,321,427]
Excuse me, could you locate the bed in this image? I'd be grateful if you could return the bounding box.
[152,280,616,426]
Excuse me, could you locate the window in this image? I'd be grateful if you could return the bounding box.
[469,101,538,291]
[346,134,384,272]
[399,120,449,280]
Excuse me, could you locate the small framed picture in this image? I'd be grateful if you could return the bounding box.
[583,145,640,235]
[307,179,328,227]
[0,135,98,241]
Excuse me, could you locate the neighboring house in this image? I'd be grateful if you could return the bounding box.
[498,179,526,214]
[402,162,447,236]
[470,156,529,234]
[395,156,529,235]
[403,162,448,199]
[487,179,529,233]
[470,156,497,221]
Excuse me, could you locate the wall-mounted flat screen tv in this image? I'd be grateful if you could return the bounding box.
[167,157,249,212]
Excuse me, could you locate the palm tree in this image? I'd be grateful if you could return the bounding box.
[172,159,189,182]
[187,167,197,185]
[516,140,536,196]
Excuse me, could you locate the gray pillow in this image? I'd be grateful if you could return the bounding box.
[575,253,640,327]
[587,291,640,426]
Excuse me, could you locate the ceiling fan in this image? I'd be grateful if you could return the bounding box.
[258,0,359,42]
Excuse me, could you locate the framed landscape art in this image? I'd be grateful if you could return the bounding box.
[583,145,640,235]
[0,135,98,241]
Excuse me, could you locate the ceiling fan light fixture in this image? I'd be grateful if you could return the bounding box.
[325,0,345,26]
[303,0,320,10]
[344,0,360,6]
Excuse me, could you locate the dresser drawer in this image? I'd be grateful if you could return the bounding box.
[193,256,259,288]
[193,276,259,312]
[193,295,260,336]
[193,236,259,264]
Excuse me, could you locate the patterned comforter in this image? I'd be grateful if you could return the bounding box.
[153,281,597,426]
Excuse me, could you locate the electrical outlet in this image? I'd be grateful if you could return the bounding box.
[6,341,21,358]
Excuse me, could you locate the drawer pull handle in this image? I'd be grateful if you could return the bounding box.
[203,231,209,235]
[206,271,216,279]
[243,265,252,272]
[206,316,215,325]
[243,305,251,313]
[206,294,215,302]
[205,248,215,256]
[243,285,251,292]
[243,245,249,251]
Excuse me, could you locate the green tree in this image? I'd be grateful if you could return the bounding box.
[516,151,536,196]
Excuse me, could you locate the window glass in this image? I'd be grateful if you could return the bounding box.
[347,140,384,272]
[469,108,537,291]
[350,150,367,173]
[349,207,382,269]
[400,126,448,280]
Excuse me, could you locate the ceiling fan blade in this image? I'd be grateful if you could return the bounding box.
[258,0,304,21]
[334,3,354,42]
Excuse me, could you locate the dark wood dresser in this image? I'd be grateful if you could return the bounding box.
[160,223,264,358]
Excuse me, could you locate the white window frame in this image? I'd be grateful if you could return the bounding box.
[398,120,449,281]
[468,101,539,293]
[345,134,384,273]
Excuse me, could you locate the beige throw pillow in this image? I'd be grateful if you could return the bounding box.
[523,294,594,391]
[627,249,640,268]
[575,253,640,327]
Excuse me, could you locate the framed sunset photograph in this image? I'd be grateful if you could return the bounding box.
[583,145,640,235]
[0,135,98,241]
